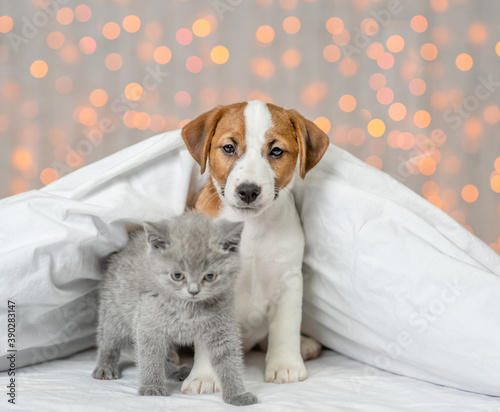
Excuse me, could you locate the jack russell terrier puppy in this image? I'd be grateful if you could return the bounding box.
[180,100,329,393]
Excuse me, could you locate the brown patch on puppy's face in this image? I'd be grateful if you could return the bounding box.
[207,102,247,193]
[265,103,300,192]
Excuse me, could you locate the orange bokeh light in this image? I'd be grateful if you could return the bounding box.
[422,180,439,197]
[56,8,74,25]
[211,46,229,64]
[420,43,438,61]
[12,147,33,171]
[40,168,58,185]
[365,155,382,170]
[463,117,483,139]
[282,49,301,68]
[0,15,13,33]
[462,184,478,203]
[125,83,143,102]
[47,31,65,49]
[491,175,500,193]
[377,52,394,70]
[411,15,427,33]
[74,4,91,23]
[367,119,385,137]
[376,87,394,105]
[103,22,121,40]
[338,94,356,112]
[174,91,191,108]
[326,17,343,35]
[154,46,172,65]
[256,25,275,44]
[79,36,96,54]
[360,18,378,36]
[419,157,436,176]
[105,53,123,71]
[386,35,405,53]
[123,15,141,33]
[468,23,487,45]
[192,19,211,37]
[78,107,97,126]
[283,16,301,34]
[413,110,431,128]
[30,60,48,78]
[366,42,384,60]
[388,103,407,121]
[455,53,473,71]
[186,56,203,73]
[322,45,341,62]
[431,0,448,12]
[484,105,500,124]
[314,117,331,134]
[409,78,426,96]
[90,89,108,107]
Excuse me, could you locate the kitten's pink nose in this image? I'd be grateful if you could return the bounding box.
[189,290,199,296]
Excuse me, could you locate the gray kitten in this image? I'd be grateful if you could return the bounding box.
[92,212,257,406]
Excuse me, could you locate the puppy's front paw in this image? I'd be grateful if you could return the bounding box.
[224,391,258,406]
[169,364,192,382]
[138,384,169,396]
[92,364,120,380]
[265,359,307,383]
[300,335,322,361]
[181,374,220,394]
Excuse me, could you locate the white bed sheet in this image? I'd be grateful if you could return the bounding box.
[5,349,499,412]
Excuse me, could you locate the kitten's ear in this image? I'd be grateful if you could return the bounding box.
[218,220,244,252]
[144,222,170,251]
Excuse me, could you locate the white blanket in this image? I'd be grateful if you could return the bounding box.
[3,348,499,412]
[1,129,499,399]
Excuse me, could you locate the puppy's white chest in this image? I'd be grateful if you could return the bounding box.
[218,199,305,349]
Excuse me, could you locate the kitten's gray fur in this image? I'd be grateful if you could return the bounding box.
[92,212,257,406]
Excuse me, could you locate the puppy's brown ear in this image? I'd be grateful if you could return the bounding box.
[288,109,330,179]
[181,106,223,174]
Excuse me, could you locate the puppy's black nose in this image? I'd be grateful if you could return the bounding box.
[237,183,261,204]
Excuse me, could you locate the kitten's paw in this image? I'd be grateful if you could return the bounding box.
[224,391,258,406]
[169,364,192,382]
[265,358,307,383]
[181,375,220,394]
[138,385,169,396]
[92,365,120,380]
[300,335,322,361]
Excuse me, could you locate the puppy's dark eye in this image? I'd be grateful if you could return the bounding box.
[172,273,184,281]
[270,147,284,158]
[223,144,236,155]
[204,273,217,281]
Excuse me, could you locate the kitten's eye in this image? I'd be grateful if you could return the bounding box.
[172,273,184,281]
[270,147,284,158]
[222,144,236,155]
[204,273,217,281]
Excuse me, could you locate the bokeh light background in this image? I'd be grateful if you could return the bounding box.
[0,0,499,249]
